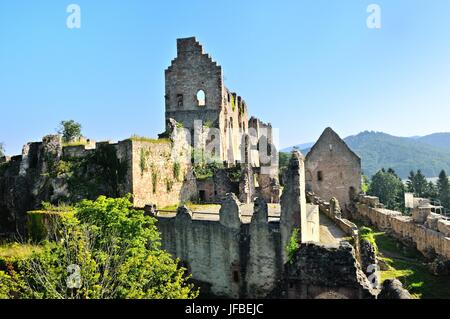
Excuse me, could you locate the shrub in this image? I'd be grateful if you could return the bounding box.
[286,228,300,263]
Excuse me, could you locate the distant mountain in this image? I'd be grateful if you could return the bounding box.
[283,131,450,179]
[344,131,450,178]
[416,133,450,151]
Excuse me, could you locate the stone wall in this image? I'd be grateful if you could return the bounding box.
[0,136,62,235]
[0,128,198,234]
[285,242,375,299]
[280,151,320,261]
[305,127,361,210]
[157,194,283,298]
[155,152,378,299]
[130,139,196,208]
[307,192,359,238]
[355,195,450,261]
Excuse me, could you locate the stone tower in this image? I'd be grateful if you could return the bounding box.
[165,37,249,164]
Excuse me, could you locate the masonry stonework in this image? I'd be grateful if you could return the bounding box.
[305,127,362,211]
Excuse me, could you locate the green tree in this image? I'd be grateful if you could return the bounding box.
[0,142,4,157]
[437,170,450,209]
[407,170,429,197]
[406,169,439,199]
[2,196,198,299]
[424,181,438,199]
[58,120,82,143]
[361,175,370,194]
[368,168,405,211]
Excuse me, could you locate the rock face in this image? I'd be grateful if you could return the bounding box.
[0,135,62,235]
[378,279,412,299]
[360,239,378,278]
[285,242,376,299]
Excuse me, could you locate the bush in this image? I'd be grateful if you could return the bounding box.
[286,228,300,263]
[1,196,199,299]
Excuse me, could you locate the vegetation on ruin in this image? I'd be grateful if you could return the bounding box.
[58,120,83,143]
[165,178,174,192]
[159,202,220,212]
[173,162,181,181]
[355,223,450,299]
[62,140,88,148]
[0,196,199,299]
[0,243,43,261]
[151,165,158,193]
[140,148,150,176]
[128,135,171,144]
[56,144,128,201]
[286,228,300,263]
[203,121,214,128]
[358,226,378,253]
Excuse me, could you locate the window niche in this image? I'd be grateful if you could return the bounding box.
[317,171,323,181]
[177,94,184,107]
[196,90,206,106]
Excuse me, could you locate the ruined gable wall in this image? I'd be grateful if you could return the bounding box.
[305,129,361,210]
[165,37,223,164]
[165,37,252,165]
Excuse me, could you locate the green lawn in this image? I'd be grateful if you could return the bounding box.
[354,223,450,299]
[375,232,450,299]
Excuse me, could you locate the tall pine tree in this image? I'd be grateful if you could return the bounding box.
[407,169,430,198]
[437,170,450,209]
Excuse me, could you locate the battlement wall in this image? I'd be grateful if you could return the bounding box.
[356,195,450,260]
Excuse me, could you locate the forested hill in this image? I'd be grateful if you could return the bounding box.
[284,131,450,179]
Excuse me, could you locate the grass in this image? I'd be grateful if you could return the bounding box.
[359,227,378,253]
[62,141,88,147]
[0,243,42,261]
[159,202,220,212]
[127,135,171,144]
[361,226,450,299]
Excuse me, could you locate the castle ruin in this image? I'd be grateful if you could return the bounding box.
[1,37,446,299]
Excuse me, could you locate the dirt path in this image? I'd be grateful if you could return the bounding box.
[319,213,348,245]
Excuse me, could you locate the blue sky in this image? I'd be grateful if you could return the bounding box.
[1,0,450,155]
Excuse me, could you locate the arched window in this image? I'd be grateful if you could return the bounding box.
[196,90,206,106]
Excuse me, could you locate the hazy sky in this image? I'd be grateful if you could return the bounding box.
[1,0,450,155]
